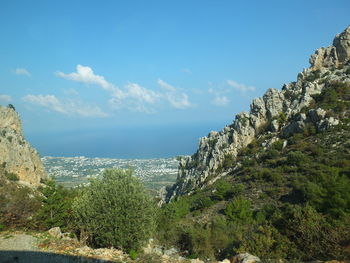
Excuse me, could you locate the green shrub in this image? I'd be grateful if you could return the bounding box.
[287,151,308,166]
[192,196,215,211]
[0,185,41,228]
[72,169,156,250]
[282,205,348,260]
[225,197,253,224]
[214,179,234,200]
[163,197,190,220]
[236,224,296,259]
[305,69,321,82]
[222,154,235,169]
[6,172,19,181]
[129,249,138,260]
[271,140,284,151]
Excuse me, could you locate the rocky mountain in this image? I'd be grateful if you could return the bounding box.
[165,25,350,202]
[0,105,47,186]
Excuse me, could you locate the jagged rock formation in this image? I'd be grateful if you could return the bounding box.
[165,25,350,202]
[0,105,47,186]
[310,26,350,70]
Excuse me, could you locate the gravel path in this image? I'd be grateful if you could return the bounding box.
[0,233,39,251]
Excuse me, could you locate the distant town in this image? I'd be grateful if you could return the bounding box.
[42,156,179,192]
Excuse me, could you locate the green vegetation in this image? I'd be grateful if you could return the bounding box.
[157,81,350,261]
[0,171,41,228]
[305,69,321,82]
[1,80,350,261]
[34,179,76,231]
[5,171,19,181]
[72,169,156,251]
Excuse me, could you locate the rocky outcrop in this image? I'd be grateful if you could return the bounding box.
[310,25,350,70]
[164,26,350,202]
[0,105,47,186]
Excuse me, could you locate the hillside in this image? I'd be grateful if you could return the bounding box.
[165,26,350,202]
[0,105,47,186]
[157,26,350,260]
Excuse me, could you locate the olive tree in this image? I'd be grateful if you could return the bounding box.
[72,169,156,250]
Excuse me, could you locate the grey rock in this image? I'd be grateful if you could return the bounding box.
[318,117,340,132]
[270,119,279,132]
[263,88,285,119]
[0,106,48,186]
[163,247,178,256]
[232,253,260,263]
[310,25,350,70]
[308,108,326,123]
[333,25,350,63]
[48,227,62,239]
[310,46,339,70]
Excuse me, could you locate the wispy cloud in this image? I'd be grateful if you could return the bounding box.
[227,80,256,93]
[157,79,192,109]
[0,94,12,103]
[56,65,115,91]
[15,68,31,77]
[212,95,229,106]
[109,82,161,113]
[208,88,230,107]
[22,94,108,118]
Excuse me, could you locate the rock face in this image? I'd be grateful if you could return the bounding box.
[0,105,47,186]
[310,25,350,70]
[164,25,350,202]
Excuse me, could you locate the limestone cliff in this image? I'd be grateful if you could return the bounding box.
[0,105,47,186]
[165,25,350,202]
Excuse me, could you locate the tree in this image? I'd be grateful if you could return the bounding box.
[34,180,75,230]
[72,169,156,251]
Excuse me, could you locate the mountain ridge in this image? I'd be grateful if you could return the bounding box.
[164,25,350,203]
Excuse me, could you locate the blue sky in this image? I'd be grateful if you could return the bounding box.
[0,0,349,158]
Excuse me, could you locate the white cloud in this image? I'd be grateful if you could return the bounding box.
[56,65,193,113]
[212,96,229,106]
[56,65,115,91]
[157,79,192,109]
[0,95,12,103]
[208,87,230,107]
[109,82,161,113]
[227,80,256,93]
[15,68,31,77]
[181,68,192,74]
[22,94,108,118]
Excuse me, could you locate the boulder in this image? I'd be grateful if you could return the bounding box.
[48,227,62,239]
[163,247,178,256]
[270,119,279,132]
[231,253,260,263]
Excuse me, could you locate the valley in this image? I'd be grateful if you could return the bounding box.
[42,156,179,191]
